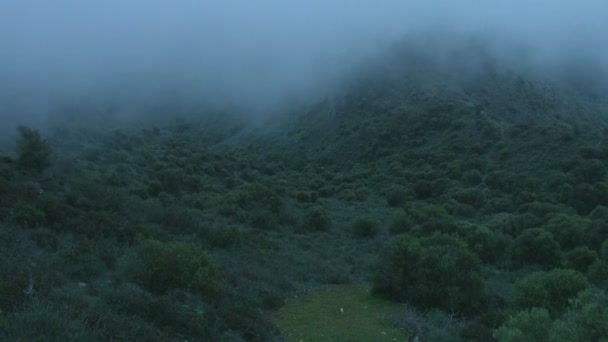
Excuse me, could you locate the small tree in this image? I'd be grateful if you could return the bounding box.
[15,126,52,173]
[371,233,484,312]
[511,269,589,318]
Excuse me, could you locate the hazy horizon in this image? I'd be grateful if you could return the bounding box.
[1,1,607,130]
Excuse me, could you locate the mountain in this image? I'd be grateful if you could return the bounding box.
[1,45,608,341]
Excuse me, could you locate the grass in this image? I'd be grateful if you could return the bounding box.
[273,284,408,341]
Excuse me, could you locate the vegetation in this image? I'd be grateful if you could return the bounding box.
[1,46,608,340]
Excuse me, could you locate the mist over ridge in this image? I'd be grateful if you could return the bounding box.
[1,1,607,129]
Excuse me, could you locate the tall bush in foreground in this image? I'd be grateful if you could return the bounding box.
[371,233,484,313]
[120,239,218,296]
[15,126,52,173]
[510,269,589,318]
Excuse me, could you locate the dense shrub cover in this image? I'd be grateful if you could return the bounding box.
[372,233,484,312]
[510,269,590,317]
[119,239,218,295]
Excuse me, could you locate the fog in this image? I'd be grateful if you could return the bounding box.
[1,1,607,130]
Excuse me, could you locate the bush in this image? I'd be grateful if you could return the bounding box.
[462,224,511,264]
[601,239,608,262]
[13,201,46,228]
[302,206,331,232]
[566,246,598,273]
[1,300,93,341]
[493,308,553,342]
[461,169,483,185]
[511,228,562,268]
[386,186,409,207]
[574,159,607,183]
[586,260,608,285]
[372,233,484,312]
[511,269,590,318]
[544,214,588,250]
[389,210,412,235]
[119,239,218,296]
[405,203,456,235]
[15,126,52,173]
[350,217,380,238]
[496,289,608,342]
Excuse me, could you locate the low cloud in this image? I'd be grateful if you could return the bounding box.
[0,1,606,128]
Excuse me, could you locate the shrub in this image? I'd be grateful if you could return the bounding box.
[601,239,608,262]
[389,210,412,235]
[451,187,485,208]
[386,186,408,207]
[574,159,606,183]
[586,260,608,285]
[372,233,484,312]
[462,224,511,264]
[1,300,93,341]
[405,203,456,235]
[350,217,379,238]
[461,169,483,185]
[544,214,588,250]
[15,126,52,173]
[510,269,590,317]
[493,308,552,342]
[302,206,331,232]
[119,239,218,296]
[496,289,608,341]
[13,201,46,228]
[413,180,433,199]
[556,288,608,341]
[566,246,598,273]
[511,228,562,268]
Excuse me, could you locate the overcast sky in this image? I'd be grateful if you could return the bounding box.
[1,1,607,125]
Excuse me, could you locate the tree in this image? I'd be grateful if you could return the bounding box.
[15,126,52,173]
[511,269,589,318]
[371,233,484,312]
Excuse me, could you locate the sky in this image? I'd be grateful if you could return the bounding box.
[0,1,607,128]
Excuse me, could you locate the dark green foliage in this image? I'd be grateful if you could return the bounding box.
[571,182,608,214]
[233,183,284,228]
[386,186,409,207]
[461,169,483,185]
[15,126,52,173]
[389,210,412,235]
[13,201,46,228]
[489,213,542,237]
[119,239,218,295]
[601,239,608,261]
[488,196,515,212]
[302,205,332,232]
[1,300,94,341]
[566,246,598,273]
[557,288,608,341]
[350,217,380,238]
[586,260,608,285]
[544,213,588,250]
[405,203,456,235]
[451,187,485,208]
[511,269,590,317]
[413,180,433,199]
[462,224,511,264]
[372,233,484,313]
[493,308,553,342]
[574,159,607,182]
[496,289,608,341]
[198,225,242,248]
[511,228,562,267]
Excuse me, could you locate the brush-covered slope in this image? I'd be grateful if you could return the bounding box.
[1,45,608,341]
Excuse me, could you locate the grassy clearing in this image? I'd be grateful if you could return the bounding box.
[273,284,408,341]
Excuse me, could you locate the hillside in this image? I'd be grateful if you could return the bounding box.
[1,46,608,341]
